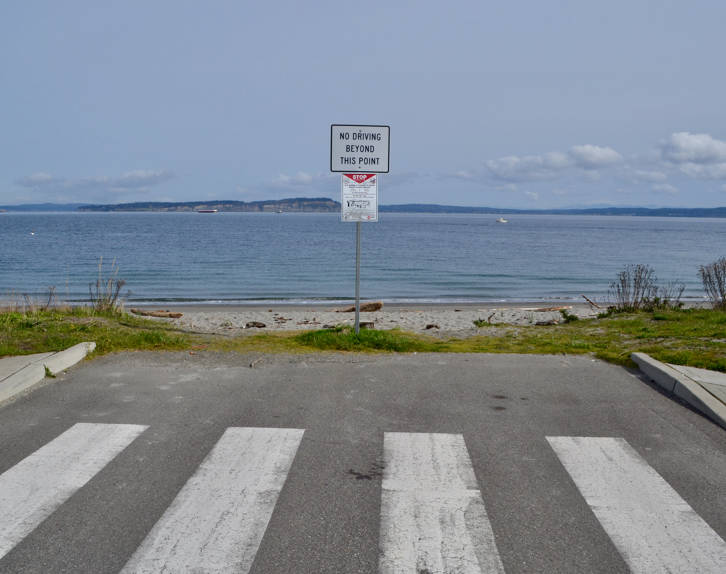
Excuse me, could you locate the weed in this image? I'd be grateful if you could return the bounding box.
[608,264,658,311]
[559,309,579,323]
[89,257,126,313]
[700,256,726,310]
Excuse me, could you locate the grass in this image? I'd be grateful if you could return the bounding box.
[2,307,725,373]
[0,307,191,356]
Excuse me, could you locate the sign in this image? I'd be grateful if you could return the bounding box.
[331,125,390,173]
[341,173,378,222]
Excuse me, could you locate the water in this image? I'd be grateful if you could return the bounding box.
[1,212,724,305]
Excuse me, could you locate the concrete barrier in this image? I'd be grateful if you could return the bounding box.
[0,342,96,406]
[632,352,726,430]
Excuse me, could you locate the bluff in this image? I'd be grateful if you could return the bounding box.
[78,198,340,212]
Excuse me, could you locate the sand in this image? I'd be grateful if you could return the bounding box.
[136,302,602,337]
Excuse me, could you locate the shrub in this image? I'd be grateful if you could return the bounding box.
[89,257,126,313]
[608,264,658,311]
[699,257,726,310]
[646,281,685,311]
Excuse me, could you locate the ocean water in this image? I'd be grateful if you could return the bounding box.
[1,212,724,305]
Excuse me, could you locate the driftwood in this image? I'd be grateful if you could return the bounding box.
[581,295,601,309]
[534,306,571,312]
[336,301,383,313]
[130,308,183,319]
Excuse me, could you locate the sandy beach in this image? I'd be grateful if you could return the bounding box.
[133,301,601,337]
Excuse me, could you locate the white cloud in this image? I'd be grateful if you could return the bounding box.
[485,144,621,182]
[524,191,539,200]
[568,144,622,168]
[485,151,570,181]
[652,183,679,194]
[659,132,726,180]
[679,163,726,180]
[661,132,726,164]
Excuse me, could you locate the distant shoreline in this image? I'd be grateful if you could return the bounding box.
[2,199,726,218]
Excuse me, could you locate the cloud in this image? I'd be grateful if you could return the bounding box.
[661,132,726,164]
[652,183,679,194]
[660,132,726,180]
[679,163,726,180]
[524,191,539,200]
[569,145,622,168]
[484,144,621,182]
[485,151,570,182]
[15,170,175,193]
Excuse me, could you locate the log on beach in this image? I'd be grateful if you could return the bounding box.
[336,301,384,313]
[130,309,183,319]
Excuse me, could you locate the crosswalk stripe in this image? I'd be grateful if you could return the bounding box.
[379,432,505,574]
[0,422,148,561]
[547,436,726,573]
[121,426,304,574]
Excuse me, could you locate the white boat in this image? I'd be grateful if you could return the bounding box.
[196,209,218,213]
[496,217,508,223]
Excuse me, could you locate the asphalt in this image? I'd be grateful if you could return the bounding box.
[0,351,724,573]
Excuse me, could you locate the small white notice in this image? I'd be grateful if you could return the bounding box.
[331,125,390,173]
[341,173,378,222]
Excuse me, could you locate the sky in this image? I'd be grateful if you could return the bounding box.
[2,0,726,209]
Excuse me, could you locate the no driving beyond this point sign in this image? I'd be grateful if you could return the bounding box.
[330,125,390,173]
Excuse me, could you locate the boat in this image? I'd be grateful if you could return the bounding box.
[196,209,218,213]
[496,217,508,223]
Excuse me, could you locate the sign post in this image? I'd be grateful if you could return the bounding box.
[331,125,389,334]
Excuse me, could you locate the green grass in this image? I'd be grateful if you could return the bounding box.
[0,308,192,357]
[2,307,725,373]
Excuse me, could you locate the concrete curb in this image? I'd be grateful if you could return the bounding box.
[632,352,726,430]
[0,342,96,405]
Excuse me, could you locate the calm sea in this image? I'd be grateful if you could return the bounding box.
[1,212,724,305]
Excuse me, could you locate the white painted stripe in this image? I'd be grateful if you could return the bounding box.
[379,432,505,574]
[547,436,726,573]
[0,422,147,560]
[122,427,304,574]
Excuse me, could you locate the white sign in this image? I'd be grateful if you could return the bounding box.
[331,125,390,173]
[341,173,378,222]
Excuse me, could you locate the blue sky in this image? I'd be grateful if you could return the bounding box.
[2,0,726,208]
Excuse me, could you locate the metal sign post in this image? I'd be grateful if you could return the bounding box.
[331,125,389,335]
[355,221,361,333]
